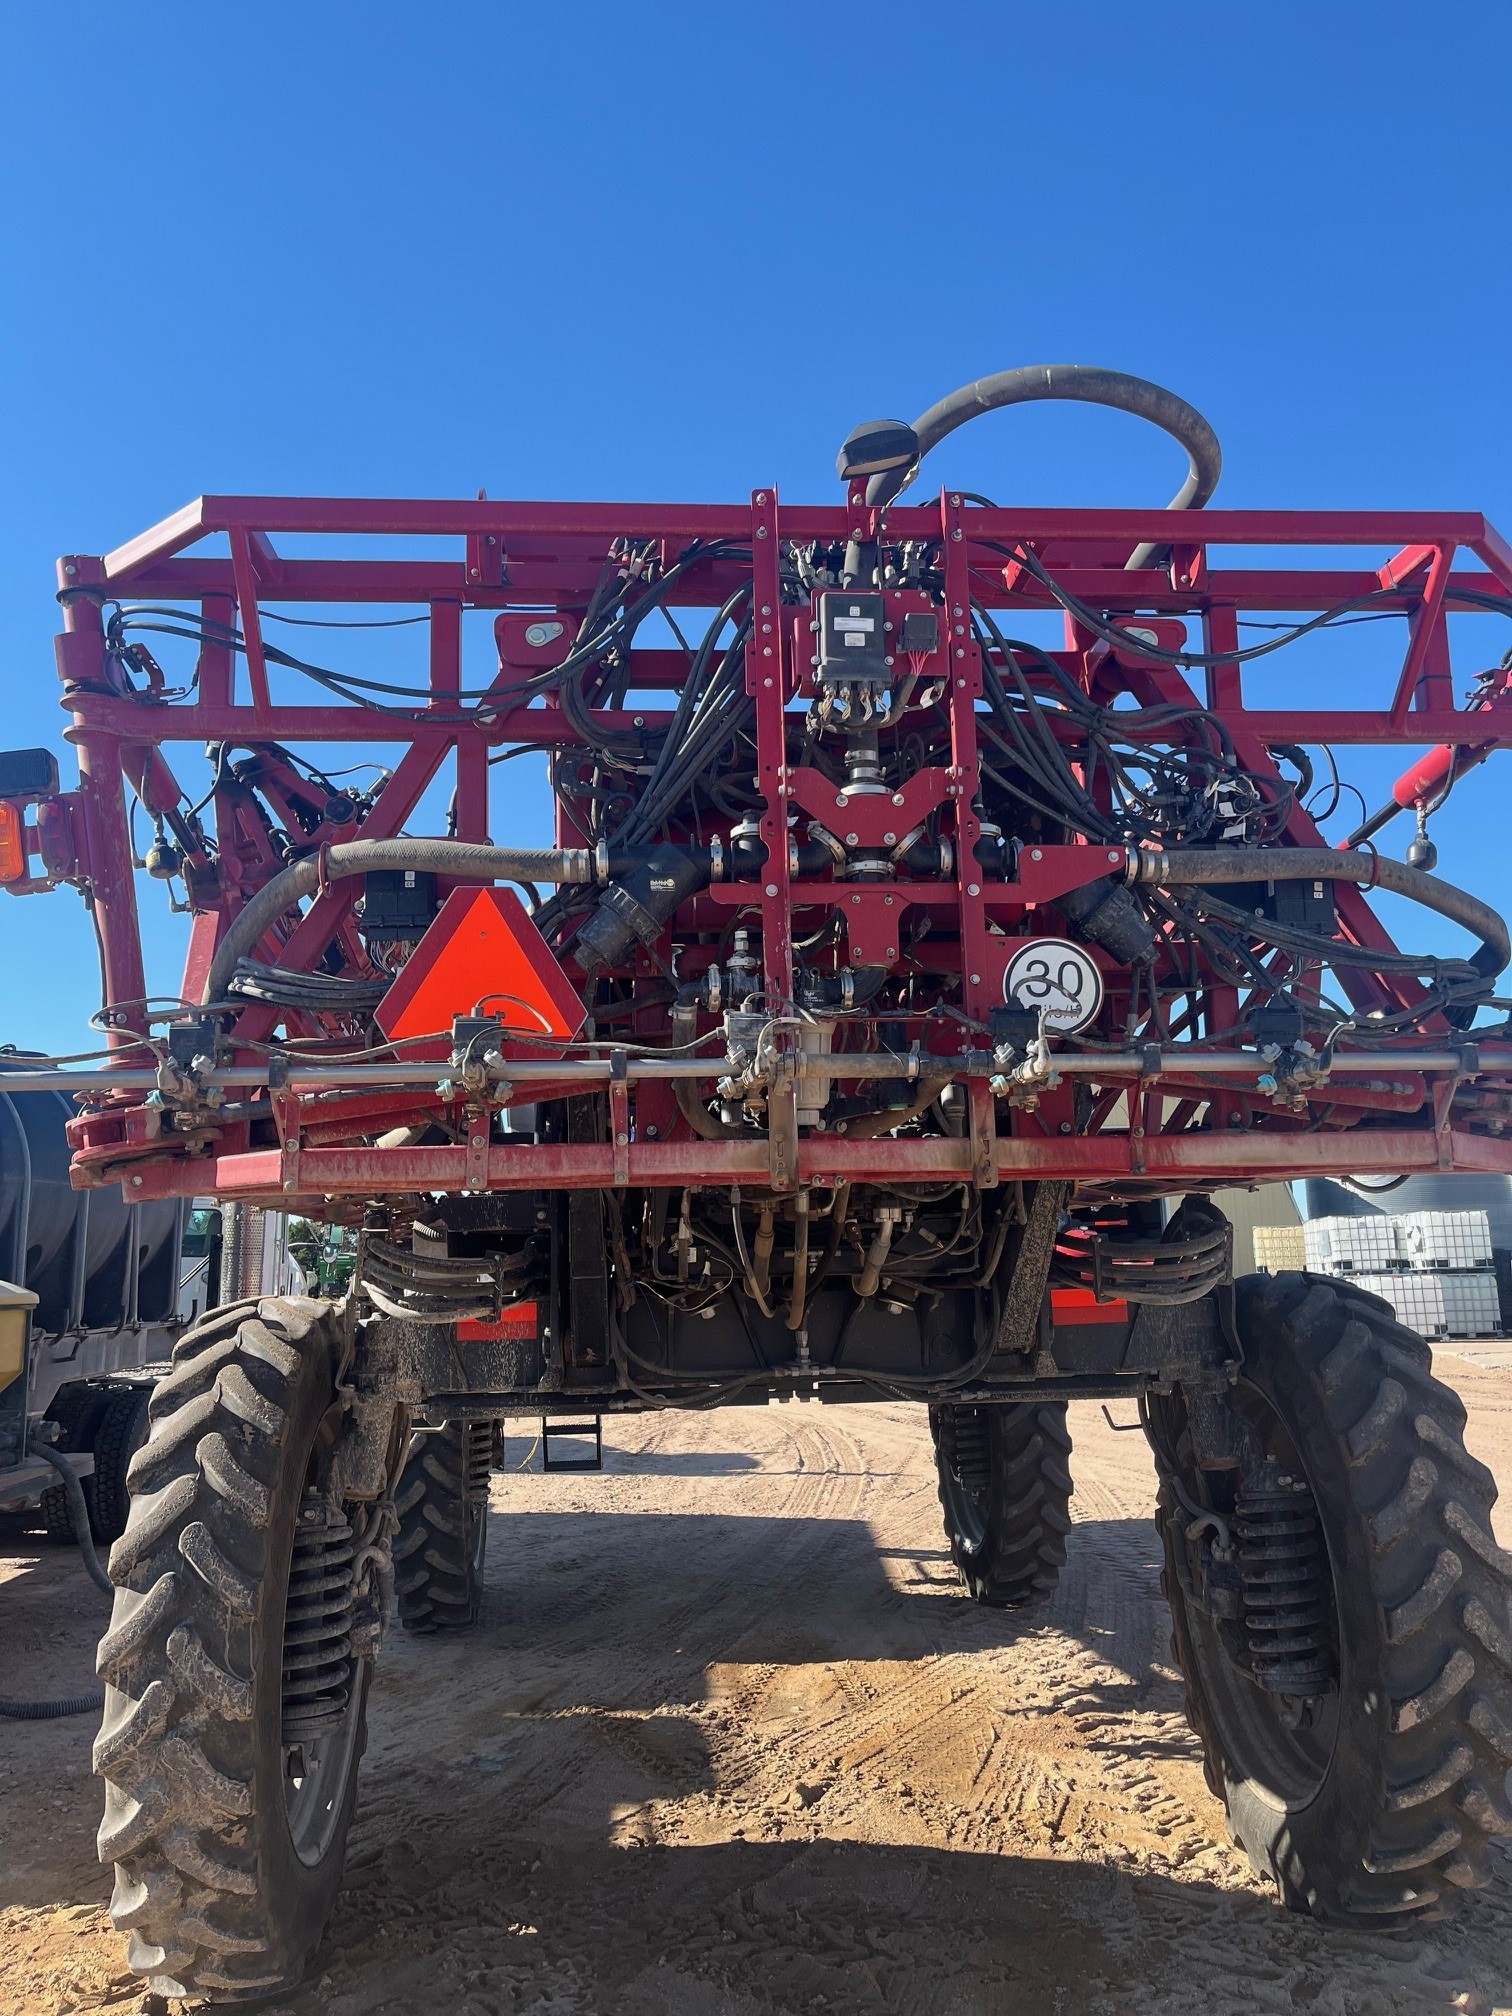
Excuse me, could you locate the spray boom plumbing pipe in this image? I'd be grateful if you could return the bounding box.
[203,838,596,1006]
[1127,847,1509,979]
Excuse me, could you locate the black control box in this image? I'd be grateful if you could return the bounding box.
[1230,875,1336,936]
[817,591,888,683]
[899,609,940,655]
[361,869,439,941]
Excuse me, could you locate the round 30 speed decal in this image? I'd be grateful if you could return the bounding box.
[1002,937,1102,1034]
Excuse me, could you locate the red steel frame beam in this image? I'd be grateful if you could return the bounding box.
[117,1124,1512,1209]
[97,499,1512,572]
[52,492,1512,1197]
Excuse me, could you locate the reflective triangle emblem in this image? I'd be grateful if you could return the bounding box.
[374,886,586,1044]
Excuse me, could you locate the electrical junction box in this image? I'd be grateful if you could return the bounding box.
[817,591,888,684]
[360,869,439,944]
[898,609,940,655]
[1232,874,1335,935]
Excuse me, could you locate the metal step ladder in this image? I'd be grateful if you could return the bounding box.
[540,1414,603,1472]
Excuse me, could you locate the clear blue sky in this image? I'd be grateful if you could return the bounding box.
[2,3,1510,1052]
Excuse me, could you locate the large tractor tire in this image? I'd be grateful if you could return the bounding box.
[393,1420,494,1632]
[1149,1273,1512,1923]
[88,1386,156,1542]
[94,1296,385,2002]
[929,1401,1074,1609]
[38,1385,113,1542]
[41,1384,152,1545]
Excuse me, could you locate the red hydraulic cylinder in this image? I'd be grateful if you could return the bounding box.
[1348,663,1512,844]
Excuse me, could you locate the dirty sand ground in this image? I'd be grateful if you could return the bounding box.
[3,1354,1510,2016]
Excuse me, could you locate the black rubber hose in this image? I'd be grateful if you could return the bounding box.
[0,1684,105,1720]
[673,1075,751,1141]
[0,1445,111,1721]
[797,966,891,1013]
[841,1074,951,1140]
[35,1443,113,1595]
[866,365,1222,569]
[202,837,595,1005]
[1129,847,1509,980]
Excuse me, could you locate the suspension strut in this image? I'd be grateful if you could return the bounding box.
[462,1421,494,1513]
[282,1496,359,1741]
[1234,1459,1336,1697]
[941,1408,993,1499]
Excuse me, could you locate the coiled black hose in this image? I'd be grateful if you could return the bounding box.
[865,364,1222,570]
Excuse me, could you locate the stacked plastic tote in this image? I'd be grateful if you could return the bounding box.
[1253,1224,1306,1273]
[1299,1211,1502,1340]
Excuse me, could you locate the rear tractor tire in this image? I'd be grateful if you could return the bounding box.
[39,1384,152,1546]
[94,1295,395,2002]
[89,1385,155,1542]
[393,1420,495,1632]
[929,1402,1074,1609]
[1150,1272,1512,1924]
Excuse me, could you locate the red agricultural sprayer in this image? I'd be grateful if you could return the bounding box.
[4,367,1512,1996]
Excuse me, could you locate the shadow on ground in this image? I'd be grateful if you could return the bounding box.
[288,1821,1506,2016]
[600,1449,764,1476]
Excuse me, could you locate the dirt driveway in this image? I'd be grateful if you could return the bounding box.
[4,1356,1510,2016]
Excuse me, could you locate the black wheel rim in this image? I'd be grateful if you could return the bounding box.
[940,1459,988,1555]
[281,1496,367,1867]
[1171,1378,1342,1806]
[936,1409,991,1557]
[283,1671,366,1867]
[466,1421,492,1581]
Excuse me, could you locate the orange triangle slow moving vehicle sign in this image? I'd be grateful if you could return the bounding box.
[374,886,586,1044]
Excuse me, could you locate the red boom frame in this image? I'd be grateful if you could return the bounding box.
[29,486,1512,1208]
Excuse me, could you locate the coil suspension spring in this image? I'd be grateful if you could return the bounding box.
[463,1421,494,1514]
[281,1495,358,1742]
[1235,1458,1335,1697]
[943,1408,994,1500]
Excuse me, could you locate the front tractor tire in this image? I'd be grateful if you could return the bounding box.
[393,1420,494,1632]
[95,1296,385,2003]
[929,1402,1074,1609]
[1152,1273,1512,1923]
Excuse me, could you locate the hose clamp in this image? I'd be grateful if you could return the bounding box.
[1125,847,1162,887]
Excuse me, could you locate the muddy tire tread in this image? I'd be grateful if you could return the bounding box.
[1160,1271,1512,1923]
[95,1294,345,2000]
[393,1422,489,1632]
[930,1402,1073,1609]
